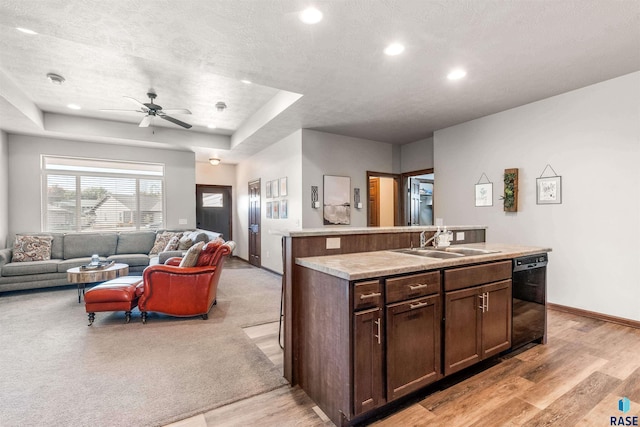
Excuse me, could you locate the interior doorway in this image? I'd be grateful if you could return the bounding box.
[367,172,401,226]
[195,185,232,239]
[402,168,434,226]
[248,180,261,267]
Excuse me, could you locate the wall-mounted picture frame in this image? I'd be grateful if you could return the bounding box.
[272,200,280,219]
[279,177,288,197]
[266,202,272,218]
[537,176,562,204]
[475,183,493,207]
[271,180,279,198]
[323,175,351,225]
[280,199,288,219]
[266,181,272,198]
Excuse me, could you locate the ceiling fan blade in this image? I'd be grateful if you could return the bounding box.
[139,115,153,127]
[124,96,150,112]
[159,114,192,129]
[162,108,192,115]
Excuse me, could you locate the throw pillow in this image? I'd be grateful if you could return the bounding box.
[163,235,180,252]
[195,238,225,267]
[179,241,205,267]
[149,231,182,255]
[12,235,53,262]
[177,235,194,250]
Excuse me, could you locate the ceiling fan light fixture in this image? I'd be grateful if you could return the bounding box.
[209,158,221,166]
[215,102,227,112]
[46,73,65,85]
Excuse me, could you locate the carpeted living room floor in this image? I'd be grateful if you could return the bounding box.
[0,258,287,427]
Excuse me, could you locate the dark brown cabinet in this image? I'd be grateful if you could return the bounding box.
[444,261,512,376]
[353,307,384,415]
[385,271,441,401]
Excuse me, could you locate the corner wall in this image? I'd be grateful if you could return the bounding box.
[0,131,8,248]
[235,130,302,273]
[434,72,640,321]
[7,135,196,236]
[301,130,396,228]
[401,136,434,173]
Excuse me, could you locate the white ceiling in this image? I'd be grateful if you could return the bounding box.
[1,0,639,164]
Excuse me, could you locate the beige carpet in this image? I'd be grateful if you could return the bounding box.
[0,265,287,427]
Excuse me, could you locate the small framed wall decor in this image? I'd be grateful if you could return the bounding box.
[279,177,288,197]
[474,173,493,207]
[280,199,288,219]
[266,202,272,218]
[272,200,280,219]
[266,181,272,198]
[536,164,562,205]
[271,180,279,198]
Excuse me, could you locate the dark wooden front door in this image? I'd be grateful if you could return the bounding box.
[196,185,232,240]
[248,180,261,267]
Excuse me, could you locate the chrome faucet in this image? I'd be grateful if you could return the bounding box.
[420,228,443,248]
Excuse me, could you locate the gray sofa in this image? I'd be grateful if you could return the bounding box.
[0,229,221,293]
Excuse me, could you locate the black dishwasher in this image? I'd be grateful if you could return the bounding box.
[512,253,548,350]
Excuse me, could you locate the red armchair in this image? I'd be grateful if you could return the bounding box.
[137,240,235,323]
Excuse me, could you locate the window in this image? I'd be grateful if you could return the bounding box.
[202,192,223,208]
[42,156,164,232]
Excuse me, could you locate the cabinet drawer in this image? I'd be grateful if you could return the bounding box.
[444,261,512,292]
[354,280,383,310]
[386,272,440,304]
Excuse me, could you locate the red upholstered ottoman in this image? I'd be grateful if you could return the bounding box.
[84,276,143,326]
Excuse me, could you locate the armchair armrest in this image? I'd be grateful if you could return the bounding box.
[164,257,182,266]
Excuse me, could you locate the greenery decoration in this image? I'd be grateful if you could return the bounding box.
[500,168,518,212]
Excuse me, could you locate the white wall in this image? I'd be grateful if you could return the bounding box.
[235,130,302,273]
[401,136,434,173]
[301,130,396,228]
[8,135,196,236]
[0,131,8,248]
[434,72,640,321]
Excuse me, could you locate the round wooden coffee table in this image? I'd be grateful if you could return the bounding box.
[67,263,129,303]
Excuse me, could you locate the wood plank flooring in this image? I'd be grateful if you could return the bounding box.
[167,309,640,427]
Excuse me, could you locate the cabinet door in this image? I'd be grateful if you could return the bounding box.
[386,294,441,401]
[481,280,512,359]
[353,308,385,416]
[444,287,482,376]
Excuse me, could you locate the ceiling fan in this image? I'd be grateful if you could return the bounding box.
[101,89,192,129]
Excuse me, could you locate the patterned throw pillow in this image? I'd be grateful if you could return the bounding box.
[195,238,225,267]
[149,232,183,255]
[163,235,181,252]
[178,241,205,267]
[12,235,53,262]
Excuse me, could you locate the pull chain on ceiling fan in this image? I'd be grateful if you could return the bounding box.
[100,89,192,129]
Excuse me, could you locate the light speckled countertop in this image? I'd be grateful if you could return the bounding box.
[295,243,552,280]
[284,225,487,237]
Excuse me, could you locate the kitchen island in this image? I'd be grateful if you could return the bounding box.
[286,235,550,426]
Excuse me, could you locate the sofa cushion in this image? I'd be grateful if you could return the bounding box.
[116,231,157,254]
[149,231,183,255]
[63,233,118,259]
[163,235,180,251]
[12,235,53,262]
[2,260,60,276]
[57,257,96,272]
[179,241,204,267]
[107,254,151,268]
[177,235,193,250]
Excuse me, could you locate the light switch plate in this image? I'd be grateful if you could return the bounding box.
[326,237,341,249]
[456,231,465,241]
[178,218,188,225]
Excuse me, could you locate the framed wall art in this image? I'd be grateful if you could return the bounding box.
[272,200,280,219]
[271,180,279,198]
[474,173,493,207]
[266,202,272,218]
[280,199,288,219]
[537,164,562,205]
[279,177,288,197]
[323,175,351,225]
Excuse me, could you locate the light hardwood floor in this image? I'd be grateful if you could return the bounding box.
[168,309,640,426]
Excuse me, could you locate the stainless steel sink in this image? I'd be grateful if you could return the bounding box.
[393,248,465,259]
[443,247,500,256]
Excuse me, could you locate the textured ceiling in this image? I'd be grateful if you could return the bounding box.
[0,0,639,164]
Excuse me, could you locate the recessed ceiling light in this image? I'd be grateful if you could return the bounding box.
[46,73,65,85]
[447,68,467,80]
[299,7,323,24]
[16,27,37,35]
[67,104,81,110]
[241,79,252,84]
[209,158,221,166]
[384,43,405,56]
[207,124,217,129]
[215,101,227,112]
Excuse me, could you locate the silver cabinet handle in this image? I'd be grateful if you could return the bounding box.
[408,283,429,290]
[374,318,381,345]
[360,292,381,300]
[409,301,429,310]
[478,293,485,312]
[485,292,489,311]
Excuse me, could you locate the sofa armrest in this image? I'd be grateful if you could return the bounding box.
[158,250,185,264]
[0,248,12,269]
